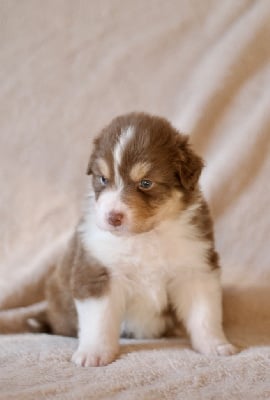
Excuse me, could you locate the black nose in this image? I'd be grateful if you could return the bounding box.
[108,211,124,227]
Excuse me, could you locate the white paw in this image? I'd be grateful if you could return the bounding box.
[71,347,118,367]
[215,343,239,356]
[194,341,239,356]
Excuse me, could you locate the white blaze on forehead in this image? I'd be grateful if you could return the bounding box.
[113,126,135,187]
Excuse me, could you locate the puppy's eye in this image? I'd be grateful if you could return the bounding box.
[99,176,108,186]
[139,179,153,190]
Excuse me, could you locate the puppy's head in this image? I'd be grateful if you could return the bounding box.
[87,112,203,234]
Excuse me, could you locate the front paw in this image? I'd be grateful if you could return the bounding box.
[72,346,119,367]
[193,340,239,356]
[215,343,239,356]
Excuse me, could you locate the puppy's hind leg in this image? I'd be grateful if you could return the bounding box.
[0,301,49,334]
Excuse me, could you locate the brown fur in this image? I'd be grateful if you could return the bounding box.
[190,199,220,270]
[45,235,78,336]
[44,232,110,336]
[71,239,110,299]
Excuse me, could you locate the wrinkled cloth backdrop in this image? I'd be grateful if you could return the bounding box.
[0,1,270,399]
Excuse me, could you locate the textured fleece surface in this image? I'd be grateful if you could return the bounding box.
[0,0,270,399]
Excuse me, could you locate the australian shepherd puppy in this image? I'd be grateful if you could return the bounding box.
[5,112,238,366]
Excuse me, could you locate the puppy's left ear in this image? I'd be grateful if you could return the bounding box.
[175,135,204,190]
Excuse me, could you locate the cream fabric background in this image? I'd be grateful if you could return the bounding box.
[0,1,270,399]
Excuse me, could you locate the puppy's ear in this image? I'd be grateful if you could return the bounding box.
[175,135,204,190]
[86,154,94,175]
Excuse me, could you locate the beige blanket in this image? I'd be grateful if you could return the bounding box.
[0,0,270,398]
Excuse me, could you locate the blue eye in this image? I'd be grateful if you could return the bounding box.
[139,179,153,190]
[100,176,108,185]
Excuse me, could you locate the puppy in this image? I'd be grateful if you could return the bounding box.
[7,112,238,366]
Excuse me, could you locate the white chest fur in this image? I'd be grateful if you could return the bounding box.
[81,207,211,338]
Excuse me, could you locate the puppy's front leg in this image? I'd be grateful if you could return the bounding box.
[170,270,238,356]
[72,285,124,367]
